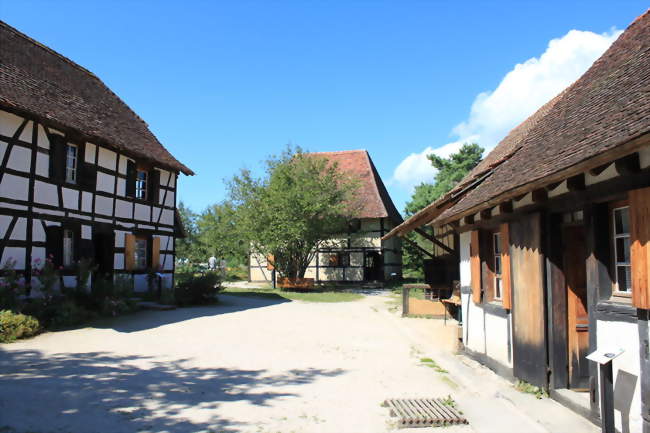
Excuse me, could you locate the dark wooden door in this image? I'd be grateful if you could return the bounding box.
[364,251,383,281]
[510,213,548,388]
[94,230,115,278]
[563,225,590,390]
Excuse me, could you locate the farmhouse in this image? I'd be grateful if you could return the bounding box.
[384,10,650,432]
[249,150,403,284]
[0,21,193,291]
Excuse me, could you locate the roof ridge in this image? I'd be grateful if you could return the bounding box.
[308,149,367,155]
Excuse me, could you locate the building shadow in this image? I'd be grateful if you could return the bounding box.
[0,348,345,433]
[92,293,290,333]
[614,369,638,433]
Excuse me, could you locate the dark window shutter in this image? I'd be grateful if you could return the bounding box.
[149,169,160,204]
[126,160,136,198]
[48,136,66,181]
[79,238,94,262]
[77,144,97,190]
[45,226,63,267]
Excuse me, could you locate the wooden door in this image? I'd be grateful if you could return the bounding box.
[510,213,547,388]
[563,225,589,390]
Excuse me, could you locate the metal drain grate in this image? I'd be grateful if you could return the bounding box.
[383,398,468,428]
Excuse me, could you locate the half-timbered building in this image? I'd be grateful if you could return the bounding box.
[249,150,402,283]
[0,21,193,292]
[384,11,650,432]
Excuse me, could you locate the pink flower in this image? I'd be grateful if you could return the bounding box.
[59,266,64,270]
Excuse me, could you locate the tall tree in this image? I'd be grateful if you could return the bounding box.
[228,146,360,280]
[196,202,247,266]
[402,143,484,276]
[175,201,203,263]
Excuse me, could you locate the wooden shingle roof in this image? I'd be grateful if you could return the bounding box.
[0,21,193,175]
[310,150,403,224]
[433,9,650,225]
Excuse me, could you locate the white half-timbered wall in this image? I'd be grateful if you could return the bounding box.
[0,108,178,292]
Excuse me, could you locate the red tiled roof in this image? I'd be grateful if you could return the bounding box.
[0,21,193,175]
[310,150,403,224]
[434,9,650,224]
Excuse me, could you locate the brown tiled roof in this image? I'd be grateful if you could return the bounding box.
[0,21,193,175]
[310,150,403,224]
[434,9,650,224]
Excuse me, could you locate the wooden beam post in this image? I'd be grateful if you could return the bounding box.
[401,235,435,259]
[414,227,455,255]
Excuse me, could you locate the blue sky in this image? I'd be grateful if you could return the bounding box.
[1,1,647,214]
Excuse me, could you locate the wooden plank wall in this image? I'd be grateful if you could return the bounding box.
[510,212,547,388]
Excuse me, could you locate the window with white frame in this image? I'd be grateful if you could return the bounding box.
[135,236,148,269]
[63,229,74,267]
[613,206,631,293]
[136,170,148,200]
[493,232,502,300]
[65,144,77,184]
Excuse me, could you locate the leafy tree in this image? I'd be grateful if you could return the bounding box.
[175,201,203,263]
[228,147,360,280]
[196,202,248,266]
[402,143,484,277]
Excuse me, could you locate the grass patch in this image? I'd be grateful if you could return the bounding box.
[222,287,363,303]
[420,357,449,373]
[514,380,548,399]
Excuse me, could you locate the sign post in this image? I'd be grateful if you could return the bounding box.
[586,347,624,433]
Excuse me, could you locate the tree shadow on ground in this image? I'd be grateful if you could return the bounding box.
[93,293,290,333]
[0,349,344,433]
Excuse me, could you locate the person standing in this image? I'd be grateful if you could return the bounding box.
[208,255,217,271]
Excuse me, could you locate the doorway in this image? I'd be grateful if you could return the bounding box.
[93,227,115,281]
[364,251,383,281]
[563,225,590,390]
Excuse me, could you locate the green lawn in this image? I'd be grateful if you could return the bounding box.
[222,287,364,303]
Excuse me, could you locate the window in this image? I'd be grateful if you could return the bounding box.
[63,228,74,267]
[328,252,350,267]
[135,236,148,269]
[493,232,502,300]
[136,170,148,200]
[613,206,631,293]
[65,143,77,183]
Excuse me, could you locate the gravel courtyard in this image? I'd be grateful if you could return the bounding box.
[0,292,597,433]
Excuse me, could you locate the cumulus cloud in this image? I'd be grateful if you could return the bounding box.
[391,27,622,194]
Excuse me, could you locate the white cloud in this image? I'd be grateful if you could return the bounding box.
[391,27,622,194]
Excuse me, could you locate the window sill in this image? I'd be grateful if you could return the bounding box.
[482,301,508,317]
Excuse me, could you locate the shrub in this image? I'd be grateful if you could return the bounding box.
[0,310,40,343]
[47,300,96,329]
[174,271,222,306]
[0,258,25,310]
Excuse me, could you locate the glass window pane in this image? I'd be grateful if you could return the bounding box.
[617,265,631,292]
[615,207,630,235]
[616,237,631,263]
[495,256,501,275]
[63,229,74,267]
[495,278,502,299]
[493,233,501,254]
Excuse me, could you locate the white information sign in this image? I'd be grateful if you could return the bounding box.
[586,347,625,365]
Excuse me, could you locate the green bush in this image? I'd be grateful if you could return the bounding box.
[0,310,40,343]
[47,300,96,329]
[174,271,222,306]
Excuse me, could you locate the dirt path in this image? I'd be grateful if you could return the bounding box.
[0,293,595,433]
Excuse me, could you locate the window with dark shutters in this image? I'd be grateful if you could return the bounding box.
[126,160,136,198]
[149,169,160,204]
[48,135,66,181]
[45,225,63,267]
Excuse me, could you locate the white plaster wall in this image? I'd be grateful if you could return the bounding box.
[32,219,45,242]
[250,266,271,282]
[9,217,26,241]
[96,172,115,194]
[115,199,133,219]
[586,163,619,186]
[0,111,23,137]
[0,142,7,162]
[1,247,25,269]
[638,147,650,169]
[36,125,50,149]
[485,312,512,367]
[346,268,364,281]
[547,180,569,198]
[18,121,32,142]
[7,146,31,172]
[116,178,126,196]
[350,252,363,267]
[134,203,151,222]
[97,147,117,170]
[81,192,93,213]
[597,319,642,433]
[81,225,92,240]
[160,209,174,226]
[62,187,79,210]
[35,152,48,177]
[1,174,29,201]
[33,180,58,206]
[161,254,174,271]
[114,254,124,270]
[134,274,149,292]
[31,247,45,266]
[95,195,113,216]
[164,191,175,208]
[159,169,170,187]
[114,231,126,248]
[0,215,12,238]
[84,142,96,163]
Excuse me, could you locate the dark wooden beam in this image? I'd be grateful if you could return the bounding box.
[499,201,513,214]
[464,214,475,225]
[480,209,492,220]
[448,220,460,229]
[532,188,548,203]
[414,227,455,255]
[566,173,585,191]
[615,153,640,175]
[401,234,435,259]
[589,163,610,176]
[545,181,562,191]
[514,193,527,202]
